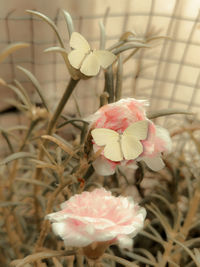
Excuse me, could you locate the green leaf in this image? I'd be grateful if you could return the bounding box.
[44,46,68,56]
[4,98,28,112]
[17,66,49,111]
[42,134,78,159]
[14,79,32,107]
[99,21,106,50]
[0,152,36,165]
[62,10,74,37]
[26,10,65,48]
[1,131,14,153]
[115,54,123,101]
[113,43,150,55]
[7,84,30,107]
[0,201,26,208]
[147,109,194,119]
[104,66,114,103]
[0,43,29,63]
[15,177,54,190]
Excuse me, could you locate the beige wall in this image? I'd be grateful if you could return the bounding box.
[0,0,200,130]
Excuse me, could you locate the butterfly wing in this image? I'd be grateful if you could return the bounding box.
[124,120,148,140]
[68,49,87,69]
[68,32,91,69]
[121,121,148,160]
[121,135,143,160]
[91,128,123,161]
[69,32,90,51]
[80,52,100,76]
[93,50,117,69]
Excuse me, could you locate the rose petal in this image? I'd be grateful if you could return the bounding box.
[140,156,165,171]
[92,157,115,176]
[117,235,133,250]
[52,221,92,247]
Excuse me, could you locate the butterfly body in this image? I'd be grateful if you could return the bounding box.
[68,32,117,76]
[91,120,148,162]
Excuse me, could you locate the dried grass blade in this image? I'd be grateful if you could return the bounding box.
[42,135,78,159]
[10,250,75,267]
[1,130,14,153]
[0,201,25,208]
[15,177,54,190]
[30,159,59,171]
[0,43,29,63]
[148,109,194,119]
[0,152,36,165]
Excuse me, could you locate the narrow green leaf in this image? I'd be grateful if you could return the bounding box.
[0,152,36,165]
[62,10,74,37]
[10,250,76,267]
[44,46,68,55]
[4,98,28,111]
[1,131,14,153]
[17,66,49,111]
[147,109,194,119]
[14,79,32,107]
[26,10,65,48]
[6,125,28,132]
[0,43,29,63]
[99,21,106,50]
[113,43,150,55]
[104,66,114,103]
[0,127,22,141]
[42,134,78,158]
[7,84,30,107]
[15,177,54,190]
[115,54,123,101]
[58,117,88,129]
[0,201,26,208]
[72,94,82,117]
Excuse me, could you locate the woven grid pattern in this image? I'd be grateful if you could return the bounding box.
[0,0,200,129]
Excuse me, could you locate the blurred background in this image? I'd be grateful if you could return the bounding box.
[0,0,200,155]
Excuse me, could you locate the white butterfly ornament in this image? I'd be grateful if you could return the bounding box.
[68,32,117,76]
[91,120,148,162]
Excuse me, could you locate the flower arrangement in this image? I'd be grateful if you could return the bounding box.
[0,9,199,267]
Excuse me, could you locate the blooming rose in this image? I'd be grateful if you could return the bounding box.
[46,188,146,258]
[87,98,172,175]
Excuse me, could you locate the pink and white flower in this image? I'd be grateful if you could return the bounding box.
[46,188,146,257]
[88,98,172,175]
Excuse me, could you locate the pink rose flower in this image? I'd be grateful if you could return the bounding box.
[87,98,172,176]
[46,188,146,258]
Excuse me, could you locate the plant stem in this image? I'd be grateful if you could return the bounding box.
[34,178,72,250]
[33,78,79,242]
[157,239,174,267]
[104,66,114,103]
[181,187,200,237]
[171,185,200,265]
[47,78,80,134]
